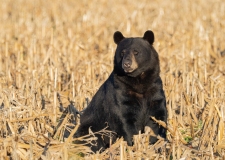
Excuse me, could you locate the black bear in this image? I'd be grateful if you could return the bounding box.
[74,30,167,152]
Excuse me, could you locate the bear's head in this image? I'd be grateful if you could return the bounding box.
[113,30,159,78]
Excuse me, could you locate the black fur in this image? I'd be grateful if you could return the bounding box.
[74,30,167,152]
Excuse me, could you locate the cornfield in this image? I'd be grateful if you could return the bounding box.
[0,0,225,159]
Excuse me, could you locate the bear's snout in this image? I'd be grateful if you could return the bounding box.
[123,60,131,68]
[122,53,138,73]
[122,56,132,72]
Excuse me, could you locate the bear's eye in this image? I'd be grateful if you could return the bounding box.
[121,50,125,56]
[133,50,139,55]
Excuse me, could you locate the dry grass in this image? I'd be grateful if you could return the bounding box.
[0,0,225,159]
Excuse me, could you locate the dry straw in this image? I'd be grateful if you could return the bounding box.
[0,0,225,159]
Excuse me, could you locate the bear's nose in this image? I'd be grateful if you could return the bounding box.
[123,61,131,68]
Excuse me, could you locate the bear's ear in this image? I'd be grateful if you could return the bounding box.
[143,30,154,45]
[113,31,125,44]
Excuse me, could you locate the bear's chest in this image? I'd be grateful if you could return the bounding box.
[122,90,152,109]
[117,90,153,129]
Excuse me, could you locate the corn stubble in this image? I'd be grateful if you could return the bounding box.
[0,0,224,159]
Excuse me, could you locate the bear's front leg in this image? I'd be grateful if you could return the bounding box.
[146,98,167,143]
[110,111,138,146]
